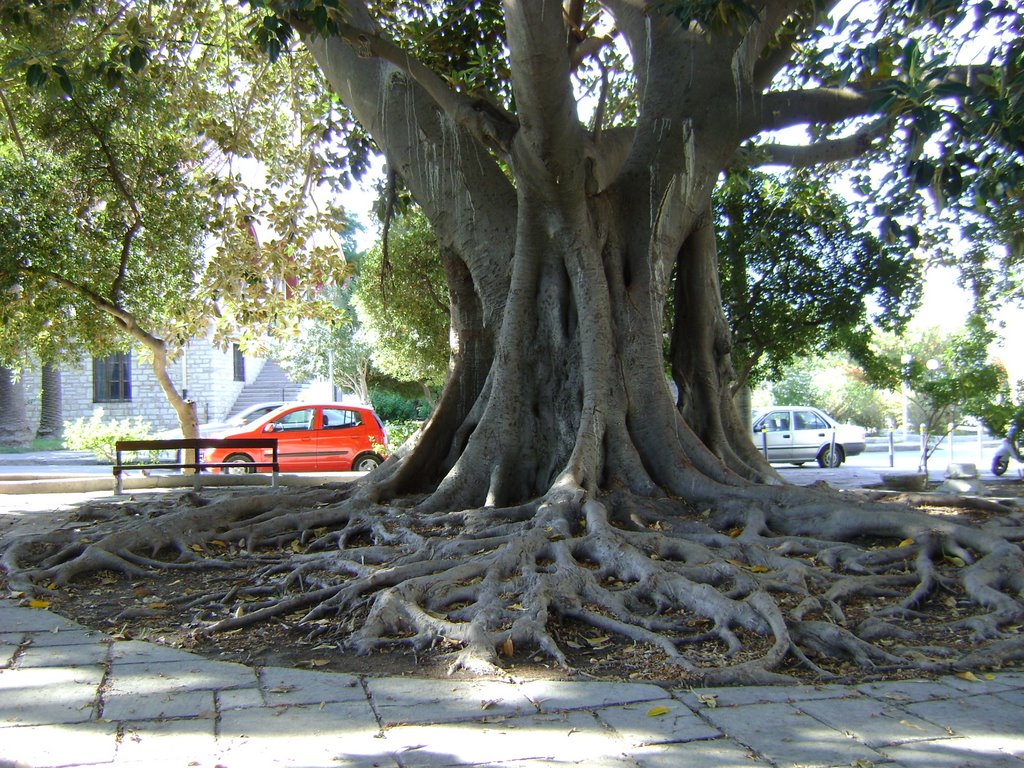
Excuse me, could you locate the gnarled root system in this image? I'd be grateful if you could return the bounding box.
[4,482,1024,686]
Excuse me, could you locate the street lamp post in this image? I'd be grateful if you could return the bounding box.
[900,353,913,443]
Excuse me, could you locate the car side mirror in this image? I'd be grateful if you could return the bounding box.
[264,423,276,433]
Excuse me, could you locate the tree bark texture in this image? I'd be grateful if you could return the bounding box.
[36,362,63,440]
[0,365,32,448]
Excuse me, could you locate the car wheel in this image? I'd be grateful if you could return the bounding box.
[817,445,844,468]
[224,453,256,474]
[993,455,1009,476]
[352,453,382,472]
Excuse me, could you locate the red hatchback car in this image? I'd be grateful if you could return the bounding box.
[205,403,387,473]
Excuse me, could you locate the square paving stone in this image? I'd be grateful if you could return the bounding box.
[109,639,201,664]
[880,736,1024,768]
[219,701,383,766]
[367,676,534,725]
[630,737,773,768]
[259,666,366,706]
[217,686,266,710]
[22,627,108,647]
[102,688,216,721]
[700,701,884,768]
[382,710,622,767]
[0,721,118,766]
[940,673,1022,695]
[114,716,219,764]
[105,658,258,698]
[594,698,721,746]
[676,683,849,709]
[495,758,636,768]
[16,641,109,668]
[903,694,1024,757]
[989,672,1024,689]
[0,604,81,632]
[795,693,948,748]
[0,665,103,726]
[995,688,1024,707]
[857,678,962,704]
[0,643,18,668]
[520,680,668,713]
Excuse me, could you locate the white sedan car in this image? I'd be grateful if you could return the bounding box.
[752,406,867,468]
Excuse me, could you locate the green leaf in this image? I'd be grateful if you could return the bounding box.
[25,62,47,88]
[128,45,148,73]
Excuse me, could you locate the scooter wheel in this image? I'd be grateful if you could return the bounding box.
[993,455,1009,476]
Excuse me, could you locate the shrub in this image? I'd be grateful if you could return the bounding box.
[370,388,421,422]
[63,408,153,463]
[384,419,424,450]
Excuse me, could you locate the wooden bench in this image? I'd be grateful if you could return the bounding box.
[113,438,279,494]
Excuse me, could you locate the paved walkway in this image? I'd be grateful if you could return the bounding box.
[2,599,1023,768]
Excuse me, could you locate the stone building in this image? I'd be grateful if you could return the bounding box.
[21,339,310,436]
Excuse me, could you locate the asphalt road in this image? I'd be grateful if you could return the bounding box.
[0,442,1007,479]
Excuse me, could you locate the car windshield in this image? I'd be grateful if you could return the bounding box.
[228,405,281,426]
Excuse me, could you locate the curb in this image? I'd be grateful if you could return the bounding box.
[0,472,361,495]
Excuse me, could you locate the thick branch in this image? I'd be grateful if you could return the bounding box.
[0,90,26,158]
[23,267,163,350]
[303,31,515,330]
[68,97,143,303]
[751,87,878,136]
[333,20,517,155]
[735,0,804,82]
[504,0,585,189]
[753,117,891,167]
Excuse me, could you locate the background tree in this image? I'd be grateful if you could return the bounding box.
[353,208,450,405]
[716,170,920,393]
[0,1,349,440]
[273,289,374,405]
[6,1,1024,686]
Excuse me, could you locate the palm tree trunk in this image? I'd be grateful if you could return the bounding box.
[36,362,63,440]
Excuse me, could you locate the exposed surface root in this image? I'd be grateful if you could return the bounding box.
[3,481,1024,686]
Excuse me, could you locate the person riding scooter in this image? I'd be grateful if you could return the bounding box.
[992,424,1023,476]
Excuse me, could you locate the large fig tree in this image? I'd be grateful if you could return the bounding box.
[5,0,1024,685]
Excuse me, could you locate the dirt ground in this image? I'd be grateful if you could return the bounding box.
[3,477,1024,686]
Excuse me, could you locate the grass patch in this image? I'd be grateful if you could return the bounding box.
[0,437,65,454]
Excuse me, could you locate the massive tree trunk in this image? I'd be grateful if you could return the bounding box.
[5,2,1024,686]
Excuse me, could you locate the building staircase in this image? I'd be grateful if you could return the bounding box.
[226,359,305,418]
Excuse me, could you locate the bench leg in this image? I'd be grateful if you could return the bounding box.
[114,472,123,496]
